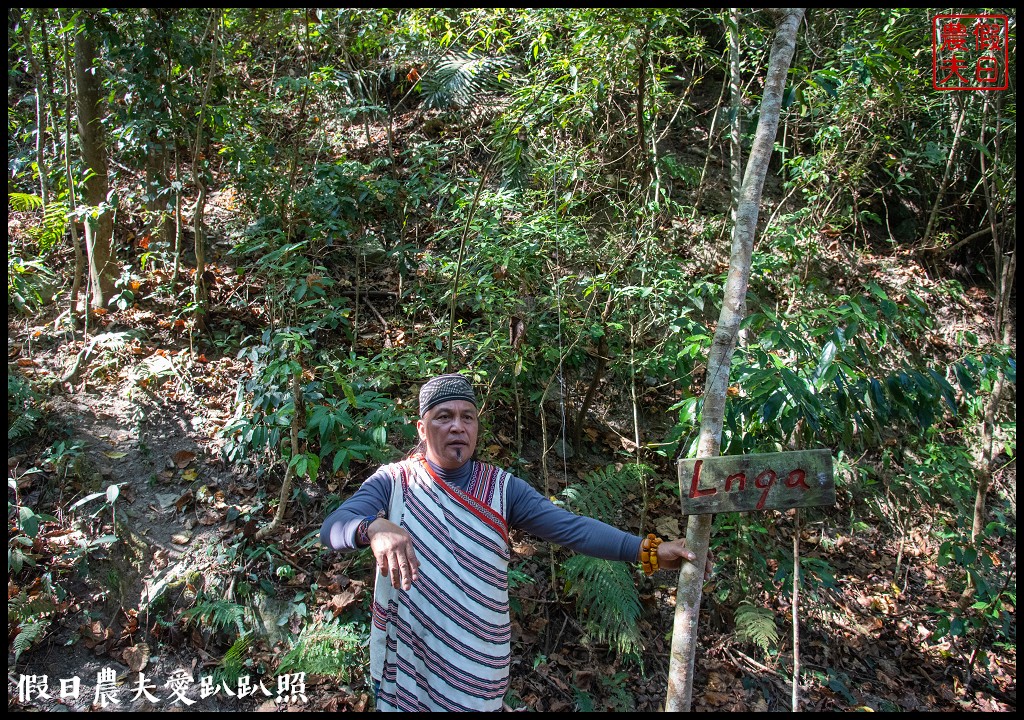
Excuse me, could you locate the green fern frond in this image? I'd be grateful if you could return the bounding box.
[12,619,48,660]
[8,410,41,442]
[32,202,70,253]
[420,52,512,109]
[9,591,57,623]
[277,619,367,680]
[557,463,652,526]
[562,555,643,659]
[734,603,779,657]
[183,598,247,636]
[573,687,596,712]
[217,632,253,686]
[8,192,44,212]
[493,118,533,188]
[8,193,68,253]
[9,590,57,661]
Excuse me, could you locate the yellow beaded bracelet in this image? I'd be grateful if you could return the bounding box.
[641,533,663,575]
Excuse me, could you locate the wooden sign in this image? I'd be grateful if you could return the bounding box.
[678,449,835,515]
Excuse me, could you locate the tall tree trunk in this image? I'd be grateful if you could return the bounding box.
[59,11,84,323]
[191,11,220,329]
[970,92,1014,547]
[172,146,183,290]
[74,11,117,309]
[665,9,804,712]
[22,11,49,209]
[35,10,63,140]
[729,8,753,348]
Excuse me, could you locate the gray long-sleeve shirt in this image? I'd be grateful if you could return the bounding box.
[320,458,642,563]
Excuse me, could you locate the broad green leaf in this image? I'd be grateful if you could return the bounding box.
[762,391,786,423]
[19,506,39,538]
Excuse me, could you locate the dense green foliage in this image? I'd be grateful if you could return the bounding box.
[8,7,1015,708]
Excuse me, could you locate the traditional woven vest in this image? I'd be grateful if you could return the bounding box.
[371,455,512,712]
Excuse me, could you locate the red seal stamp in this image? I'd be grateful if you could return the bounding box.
[933,15,1009,91]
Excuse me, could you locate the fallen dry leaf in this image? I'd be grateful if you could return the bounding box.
[328,590,360,617]
[198,509,221,525]
[173,450,196,468]
[654,515,681,538]
[123,643,150,673]
[174,490,195,512]
[708,688,733,708]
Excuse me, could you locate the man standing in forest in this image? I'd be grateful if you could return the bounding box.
[320,373,708,712]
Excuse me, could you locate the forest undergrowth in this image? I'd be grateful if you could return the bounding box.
[8,7,1016,713]
[8,166,1015,713]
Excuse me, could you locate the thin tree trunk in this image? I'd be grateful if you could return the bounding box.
[792,508,801,712]
[281,13,312,241]
[971,92,1014,548]
[729,8,753,348]
[193,183,209,322]
[145,139,166,247]
[36,10,64,155]
[665,9,804,712]
[190,11,220,327]
[922,100,967,245]
[630,320,648,532]
[23,11,49,209]
[172,145,182,289]
[255,360,305,541]
[75,11,117,309]
[145,9,171,250]
[693,73,729,210]
[447,152,497,371]
[636,26,653,186]
[58,11,84,322]
[573,292,615,451]
[729,8,742,219]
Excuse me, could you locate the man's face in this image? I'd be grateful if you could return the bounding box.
[418,399,479,470]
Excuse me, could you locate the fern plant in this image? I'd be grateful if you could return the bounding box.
[419,51,512,110]
[734,602,780,658]
[561,555,643,660]
[183,598,248,636]
[9,192,69,253]
[556,463,652,527]
[8,373,42,444]
[215,632,253,686]
[9,590,58,661]
[554,463,653,662]
[277,619,368,681]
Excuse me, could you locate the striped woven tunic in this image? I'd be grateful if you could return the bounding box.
[371,455,512,712]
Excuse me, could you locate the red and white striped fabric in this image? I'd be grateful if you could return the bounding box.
[371,455,512,712]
